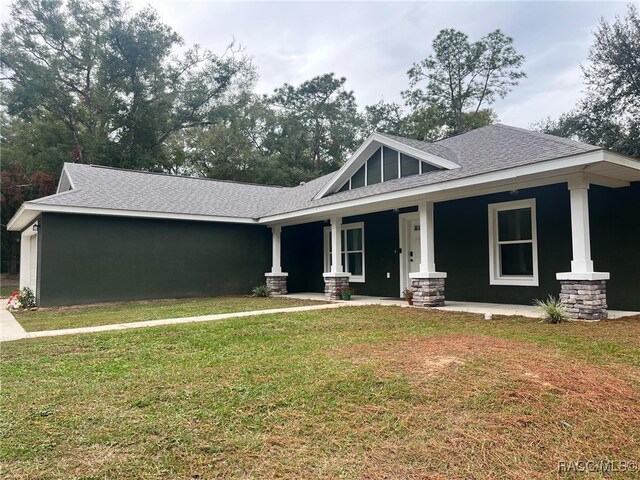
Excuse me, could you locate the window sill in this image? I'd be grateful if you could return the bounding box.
[490,277,539,287]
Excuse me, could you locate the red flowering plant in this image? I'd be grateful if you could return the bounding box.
[6,287,36,310]
[7,290,21,310]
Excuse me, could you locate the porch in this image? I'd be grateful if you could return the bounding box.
[263,176,640,320]
[285,292,639,319]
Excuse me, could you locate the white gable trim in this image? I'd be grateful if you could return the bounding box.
[56,164,76,193]
[313,133,460,199]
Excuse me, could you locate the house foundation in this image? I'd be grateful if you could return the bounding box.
[559,279,608,320]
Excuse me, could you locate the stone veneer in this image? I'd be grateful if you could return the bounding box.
[411,277,445,307]
[559,279,608,320]
[323,275,350,301]
[265,274,288,296]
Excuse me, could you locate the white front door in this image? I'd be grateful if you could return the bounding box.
[399,212,421,296]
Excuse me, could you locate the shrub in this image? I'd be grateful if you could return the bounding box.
[6,287,36,310]
[534,295,568,323]
[251,284,269,297]
[19,287,36,308]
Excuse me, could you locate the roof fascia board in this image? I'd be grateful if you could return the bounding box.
[260,150,609,224]
[7,203,258,231]
[313,133,459,199]
[6,204,36,232]
[602,150,640,168]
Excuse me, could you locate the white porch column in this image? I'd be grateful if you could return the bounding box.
[323,216,350,301]
[556,176,609,281]
[330,216,343,274]
[265,225,288,295]
[270,224,283,274]
[556,176,609,320]
[409,201,446,307]
[410,201,446,279]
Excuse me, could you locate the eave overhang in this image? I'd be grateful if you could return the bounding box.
[7,150,640,232]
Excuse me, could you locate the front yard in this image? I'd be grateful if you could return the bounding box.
[13,296,326,332]
[2,306,639,479]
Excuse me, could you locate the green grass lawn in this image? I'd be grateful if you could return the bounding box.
[13,296,327,332]
[2,307,639,479]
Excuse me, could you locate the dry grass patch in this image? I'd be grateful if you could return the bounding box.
[339,333,640,479]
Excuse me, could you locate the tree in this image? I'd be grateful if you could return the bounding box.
[583,4,639,118]
[360,100,405,138]
[534,5,639,158]
[266,73,360,176]
[0,161,56,273]
[0,0,254,170]
[403,28,525,136]
[182,93,270,182]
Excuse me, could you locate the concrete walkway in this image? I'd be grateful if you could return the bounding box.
[1,303,346,342]
[1,305,28,341]
[3,294,638,343]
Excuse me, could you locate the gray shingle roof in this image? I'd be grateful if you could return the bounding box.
[260,124,602,216]
[34,164,286,218]
[31,124,603,220]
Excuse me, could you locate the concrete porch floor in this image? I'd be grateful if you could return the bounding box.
[284,292,639,320]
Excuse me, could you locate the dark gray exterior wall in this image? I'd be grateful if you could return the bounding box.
[435,184,573,306]
[435,182,639,310]
[283,210,403,298]
[34,182,639,310]
[37,213,271,306]
[590,182,640,310]
[282,182,639,310]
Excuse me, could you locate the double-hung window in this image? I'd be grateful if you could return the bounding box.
[323,222,365,282]
[488,199,539,286]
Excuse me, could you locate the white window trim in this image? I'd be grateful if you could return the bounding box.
[323,221,365,282]
[488,198,539,287]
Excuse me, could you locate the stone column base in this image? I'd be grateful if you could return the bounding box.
[323,273,350,301]
[559,279,608,320]
[410,277,446,307]
[265,273,288,296]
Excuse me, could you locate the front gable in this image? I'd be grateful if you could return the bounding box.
[314,133,460,199]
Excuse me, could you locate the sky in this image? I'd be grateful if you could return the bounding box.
[1,0,632,127]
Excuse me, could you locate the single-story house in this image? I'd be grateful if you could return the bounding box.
[8,124,640,319]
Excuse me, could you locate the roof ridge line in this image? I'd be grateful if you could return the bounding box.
[67,163,286,189]
[492,123,602,151]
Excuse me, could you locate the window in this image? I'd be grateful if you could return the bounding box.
[488,199,538,286]
[400,153,419,177]
[323,222,365,282]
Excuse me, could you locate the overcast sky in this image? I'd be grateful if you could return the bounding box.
[2,1,631,127]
